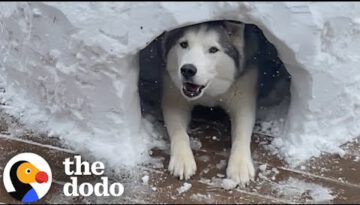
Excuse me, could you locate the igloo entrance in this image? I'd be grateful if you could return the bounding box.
[138,21,292,141]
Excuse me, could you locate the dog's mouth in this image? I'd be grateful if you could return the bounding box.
[182,82,206,98]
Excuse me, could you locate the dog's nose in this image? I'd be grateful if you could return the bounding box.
[181,64,197,79]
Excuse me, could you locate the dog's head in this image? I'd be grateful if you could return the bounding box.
[163,21,245,100]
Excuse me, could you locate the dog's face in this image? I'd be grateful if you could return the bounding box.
[164,22,244,101]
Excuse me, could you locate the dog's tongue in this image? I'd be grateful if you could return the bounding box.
[185,83,200,92]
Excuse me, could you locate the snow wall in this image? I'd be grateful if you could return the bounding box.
[1,2,360,168]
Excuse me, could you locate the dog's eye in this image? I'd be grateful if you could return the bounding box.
[209,47,219,54]
[179,41,188,49]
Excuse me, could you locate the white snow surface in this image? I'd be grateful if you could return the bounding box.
[1,2,360,170]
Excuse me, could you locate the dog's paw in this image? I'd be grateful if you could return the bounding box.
[168,142,197,180]
[226,154,255,187]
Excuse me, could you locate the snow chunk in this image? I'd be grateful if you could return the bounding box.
[272,177,335,203]
[216,173,225,178]
[190,137,202,151]
[141,175,149,185]
[216,160,226,169]
[177,182,192,194]
[198,155,210,162]
[259,164,267,172]
[190,193,213,203]
[199,177,239,190]
[337,149,346,158]
[272,167,279,174]
[221,178,237,190]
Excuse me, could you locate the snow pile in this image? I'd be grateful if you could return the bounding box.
[1,2,360,170]
[0,2,165,169]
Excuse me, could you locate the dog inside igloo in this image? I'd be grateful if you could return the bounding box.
[138,20,292,182]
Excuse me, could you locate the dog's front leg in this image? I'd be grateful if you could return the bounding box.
[225,70,257,187]
[226,96,256,186]
[162,80,196,180]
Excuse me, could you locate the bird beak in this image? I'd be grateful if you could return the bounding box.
[35,171,48,183]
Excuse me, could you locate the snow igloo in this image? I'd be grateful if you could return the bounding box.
[1,2,360,169]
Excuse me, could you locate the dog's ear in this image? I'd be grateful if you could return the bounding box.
[160,27,184,63]
[223,21,246,70]
[223,21,245,44]
[159,31,168,63]
[160,29,178,62]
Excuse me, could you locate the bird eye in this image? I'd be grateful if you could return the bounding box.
[25,168,31,174]
[179,41,188,49]
[209,47,219,54]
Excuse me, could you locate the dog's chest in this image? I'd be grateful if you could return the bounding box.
[190,94,225,108]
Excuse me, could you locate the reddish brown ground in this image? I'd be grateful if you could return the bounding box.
[0,113,359,204]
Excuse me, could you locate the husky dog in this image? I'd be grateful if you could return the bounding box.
[161,21,260,186]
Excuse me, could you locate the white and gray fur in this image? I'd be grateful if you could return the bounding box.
[161,21,259,186]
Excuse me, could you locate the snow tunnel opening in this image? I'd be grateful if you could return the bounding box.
[138,20,292,140]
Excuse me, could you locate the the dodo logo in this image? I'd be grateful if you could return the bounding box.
[3,153,52,203]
